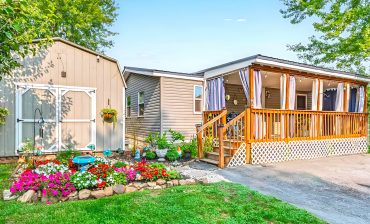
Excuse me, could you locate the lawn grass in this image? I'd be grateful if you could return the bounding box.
[0,163,325,224]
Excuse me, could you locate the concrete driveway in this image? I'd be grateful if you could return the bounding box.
[216,154,370,224]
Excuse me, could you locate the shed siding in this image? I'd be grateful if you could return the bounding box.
[0,40,124,156]
[161,77,203,140]
[125,73,161,148]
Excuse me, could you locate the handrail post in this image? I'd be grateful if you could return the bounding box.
[218,124,225,168]
[221,108,227,124]
[196,124,203,159]
[246,108,251,164]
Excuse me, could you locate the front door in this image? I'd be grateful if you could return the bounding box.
[15,83,96,153]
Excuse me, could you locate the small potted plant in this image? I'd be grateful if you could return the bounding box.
[155,132,169,161]
[0,107,9,126]
[100,108,118,127]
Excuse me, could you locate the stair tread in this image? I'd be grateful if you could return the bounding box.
[200,158,219,165]
[213,145,237,150]
[207,151,231,157]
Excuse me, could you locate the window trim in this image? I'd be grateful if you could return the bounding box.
[193,85,203,114]
[137,91,145,117]
[126,95,131,118]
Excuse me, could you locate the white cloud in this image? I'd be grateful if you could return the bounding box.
[236,18,246,22]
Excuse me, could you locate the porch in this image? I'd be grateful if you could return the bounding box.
[197,63,368,168]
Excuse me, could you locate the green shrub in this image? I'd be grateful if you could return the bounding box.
[166,149,179,161]
[156,132,170,149]
[146,151,156,160]
[166,170,180,180]
[203,136,213,155]
[145,132,158,146]
[180,138,198,158]
[108,172,127,185]
[113,161,127,168]
[56,149,82,164]
[169,129,185,143]
[150,162,166,169]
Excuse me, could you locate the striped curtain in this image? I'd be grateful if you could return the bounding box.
[206,77,225,110]
[239,69,249,101]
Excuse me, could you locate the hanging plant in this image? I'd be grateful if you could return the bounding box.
[100,108,118,127]
[0,107,9,126]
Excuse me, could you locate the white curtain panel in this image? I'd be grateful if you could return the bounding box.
[239,68,249,102]
[288,76,296,110]
[318,80,323,111]
[358,86,365,113]
[253,70,263,139]
[206,77,226,111]
[335,83,344,112]
[311,79,318,111]
[288,76,296,137]
[280,74,286,138]
[310,79,318,137]
[345,83,350,112]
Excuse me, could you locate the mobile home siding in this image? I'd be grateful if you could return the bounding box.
[0,40,124,156]
[125,73,161,147]
[161,77,203,140]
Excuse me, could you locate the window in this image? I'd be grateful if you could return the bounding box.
[296,94,307,110]
[138,91,144,117]
[194,85,203,114]
[126,96,131,117]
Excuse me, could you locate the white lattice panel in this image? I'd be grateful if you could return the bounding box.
[251,137,367,165]
[227,143,247,167]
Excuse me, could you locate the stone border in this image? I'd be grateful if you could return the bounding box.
[3,178,201,203]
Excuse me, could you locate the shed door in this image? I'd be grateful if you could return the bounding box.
[16,85,58,152]
[16,84,96,153]
[59,88,96,149]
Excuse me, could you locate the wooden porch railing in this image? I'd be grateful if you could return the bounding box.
[250,108,368,142]
[198,108,367,168]
[196,109,227,159]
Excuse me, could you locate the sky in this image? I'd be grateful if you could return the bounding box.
[107,0,317,73]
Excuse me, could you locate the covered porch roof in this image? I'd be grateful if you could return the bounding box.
[199,54,370,84]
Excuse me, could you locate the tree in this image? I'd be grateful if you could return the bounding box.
[0,0,118,81]
[280,0,370,75]
[0,0,52,81]
[34,0,118,52]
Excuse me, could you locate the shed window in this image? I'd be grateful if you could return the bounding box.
[138,91,144,117]
[126,96,131,117]
[194,85,203,114]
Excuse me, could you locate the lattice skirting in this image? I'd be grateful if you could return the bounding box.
[227,143,247,167]
[251,137,368,165]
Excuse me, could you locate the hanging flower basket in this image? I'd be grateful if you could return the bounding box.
[100,108,118,127]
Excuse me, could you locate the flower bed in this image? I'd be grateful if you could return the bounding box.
[4,157,195,204]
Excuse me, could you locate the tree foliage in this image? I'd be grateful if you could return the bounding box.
[280,0,370,74]
[0,0,118,81]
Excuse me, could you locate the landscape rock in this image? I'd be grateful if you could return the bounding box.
[41,195,48,203]
[48,196,59,203]
[3,190,17,201]
[186,179,196,185]
[153,186,162,190]
[104,187,113,196]
[18,190,36,203]
[78,189,91,200]
[125,186,137,193]
[68,191,78,201]
[156,179,166,185]
[199,177,209,184]
[91,190,105,199]
[179,180,187,186]
[166,181,174,187]
[147,182,157,187]
[172,180,179,186]
[113,185,125,194]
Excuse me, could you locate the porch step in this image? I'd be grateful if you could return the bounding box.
[200,158,219,165]
[205,151,232,165]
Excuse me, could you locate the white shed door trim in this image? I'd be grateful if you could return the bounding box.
[15,83,96,154]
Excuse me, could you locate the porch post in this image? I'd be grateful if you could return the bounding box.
[249,67,254,139]
[196,124,203,159]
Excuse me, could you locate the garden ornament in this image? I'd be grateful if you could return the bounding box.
[134,148,141,161]
[103,149,112,157]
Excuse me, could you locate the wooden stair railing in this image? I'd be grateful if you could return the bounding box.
[196,109,227,160]
[217,109,249,168]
